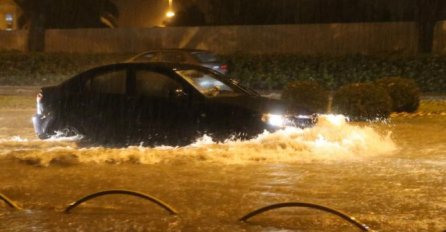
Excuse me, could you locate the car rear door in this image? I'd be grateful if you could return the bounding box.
[80,65,130,142]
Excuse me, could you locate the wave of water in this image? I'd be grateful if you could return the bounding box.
[0,115,397,166]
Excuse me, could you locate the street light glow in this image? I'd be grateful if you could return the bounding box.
[165,0,175,18]
[166,10,175,18]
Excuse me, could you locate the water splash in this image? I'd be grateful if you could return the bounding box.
[0,115,397,166]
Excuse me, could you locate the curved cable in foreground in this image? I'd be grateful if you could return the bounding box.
[0,193,22,210]
[64,189,177,215]
[239,202,371,231]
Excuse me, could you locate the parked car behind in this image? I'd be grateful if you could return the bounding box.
[32,62,316,146]
[127,49,228,74]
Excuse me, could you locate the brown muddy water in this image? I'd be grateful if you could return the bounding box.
[0,99,445,231]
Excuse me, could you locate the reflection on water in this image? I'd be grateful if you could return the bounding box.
[0,110,445,231]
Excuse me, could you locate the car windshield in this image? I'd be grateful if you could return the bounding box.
[176,69,242,97]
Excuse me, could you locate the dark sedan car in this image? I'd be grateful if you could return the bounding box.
[127,49,228,74]
[32,63,316,146]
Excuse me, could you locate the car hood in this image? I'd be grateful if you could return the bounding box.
[206,95,287,115]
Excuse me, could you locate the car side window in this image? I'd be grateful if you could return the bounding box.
[135,71,182,98]
[86,70,127,94]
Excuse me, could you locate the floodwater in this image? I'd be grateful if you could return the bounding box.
[0,98,445,232]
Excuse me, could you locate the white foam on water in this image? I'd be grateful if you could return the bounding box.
[0,115,397,166]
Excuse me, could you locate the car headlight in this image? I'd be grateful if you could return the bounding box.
[262,113,318,128]
[261,114,287,127]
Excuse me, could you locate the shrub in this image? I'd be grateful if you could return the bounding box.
[0,52,128,86]
[375,77,420,113]
[223,54,446,92]
[282,80,329,114]
[332,83,392,121]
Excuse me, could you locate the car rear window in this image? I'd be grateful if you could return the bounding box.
[191,52,219,63]
[87,70,126,94]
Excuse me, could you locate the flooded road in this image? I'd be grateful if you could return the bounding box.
[0,96,445,231]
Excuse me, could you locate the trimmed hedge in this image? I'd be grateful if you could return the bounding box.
[0,52,128,85]
[332,83,392,121]
[0,52,445,93]
[224,54,446,93]
[375,77,420,113]
[282,80,329,114]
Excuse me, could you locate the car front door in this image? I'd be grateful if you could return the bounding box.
[127,67,199,145]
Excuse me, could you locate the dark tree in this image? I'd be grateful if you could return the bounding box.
[14,0,49,51]
[202,0,445,54]
[14,0,119,51]
[415,0,441,53]
[204,0,407,25]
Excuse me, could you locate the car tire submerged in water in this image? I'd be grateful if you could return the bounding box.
[40,126,82,139]
[57,126,81,137]
[40,116,83,139]
[208,128,257,143]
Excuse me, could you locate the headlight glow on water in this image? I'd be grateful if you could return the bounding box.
[262,114,286,127]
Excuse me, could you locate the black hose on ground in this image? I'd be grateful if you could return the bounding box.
[64,189,177,215]
[239,202,371,231]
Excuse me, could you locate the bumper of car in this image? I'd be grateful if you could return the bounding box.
[32,114,54,139]
[289,114,318,128]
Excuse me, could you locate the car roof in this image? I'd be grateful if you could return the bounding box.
[98,61,217,73]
